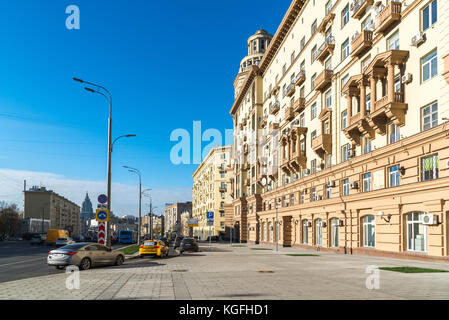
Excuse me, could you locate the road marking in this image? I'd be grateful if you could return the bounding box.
[0,258,45,267]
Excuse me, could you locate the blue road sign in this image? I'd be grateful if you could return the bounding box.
[96,209,110,222]
[98,194,108,204]
[207,212,214,219]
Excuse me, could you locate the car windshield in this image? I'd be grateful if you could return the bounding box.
[59,243,86,250]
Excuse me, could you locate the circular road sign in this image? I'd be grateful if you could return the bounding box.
[98,194,108,204]
[97,210,108,221]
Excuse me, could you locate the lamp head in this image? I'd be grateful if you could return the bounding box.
[73,77,84,83]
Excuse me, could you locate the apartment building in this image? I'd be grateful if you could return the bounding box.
[164,202,192,235]
[192,146,233,240]
[24,186,81,236]
[230,0,449,262]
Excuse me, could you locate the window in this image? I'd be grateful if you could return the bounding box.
[330,218,339,247]
[312,45,318,62]
[221,171,225,178]
[389,165,401,187]
[363,215,376,248]
[325,90,332,109]
[421,154,439,181]
[387,31,400,50]
[341,74,349,89]
[388,123,400,144]
[300,37,306,51]
[323,120,330,134]
[366,94,371,114]
[325,0,333,15]
[290,194,294,206]
[303,220,309,244]
[422,49,438,82]
[311,73,317,90]
[341,39,350,61]
[282,64,287,76]
[326,183,332,199]
[422,102,438,131]
[311,103,317,119]
[324,153,332,169]
[300,112,305,127]
[362,173,371,192]
[311,20,318,35]
[341,5,350,28]
[291,51,296,64]
[220,222,225,227]
[300,191,305,204]
[311,187,317,201]
[362,15,373,30]
[342,110,348,129]
[363,137,372,154]
[341,143,350,162]
[342,179,349,196]
[315,219,323,246]
[311,159,317,174]
[407,212,427,252]
[422,0,437,31]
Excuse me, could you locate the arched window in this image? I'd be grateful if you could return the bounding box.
[302,220,309,244]
[330,218,339,247]
[363,215,376,248]
[406,212,427,252]
[315,219,323,246]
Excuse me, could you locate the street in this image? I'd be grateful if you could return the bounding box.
[0,241,129,283]
[1,242,449,300]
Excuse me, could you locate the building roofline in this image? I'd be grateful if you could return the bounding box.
[192,145,231,178]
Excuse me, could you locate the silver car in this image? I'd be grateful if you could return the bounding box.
[47,243,125,270]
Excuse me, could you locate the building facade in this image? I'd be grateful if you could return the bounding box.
[229,0,449,262]
[164,202,192,235]
[192,146,233,240]
[24,186,81,236]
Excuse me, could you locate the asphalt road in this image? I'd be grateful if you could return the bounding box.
[0,241,129,283]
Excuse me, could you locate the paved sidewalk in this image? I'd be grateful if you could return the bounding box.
[0,243,448,300]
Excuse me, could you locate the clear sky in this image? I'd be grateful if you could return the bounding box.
[0,0,291,216]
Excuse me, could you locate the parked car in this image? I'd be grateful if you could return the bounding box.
[169,236,183,248]
[179,237,199,254]
[72,235,85,242]
[55,237,75,247]
[47,243,125,270]
[138,240,169,258]
[193,236,200,241]
[30,233,46,245]
[206,236,219,242]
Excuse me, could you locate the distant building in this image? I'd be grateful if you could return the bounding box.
[24,186,80,236]
[164,202,192,235]
[180,210,193,237]
[80,193,94,235]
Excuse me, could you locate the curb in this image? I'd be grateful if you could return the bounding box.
[125,252,140,260]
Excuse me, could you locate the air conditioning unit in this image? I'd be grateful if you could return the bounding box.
[422,214,439,226]
[411,32,426,47]
[320,162,325,170]
[317,195,323,200]
[339,220,345,227]
[402,73,413,84]
[348,149,356,159]
[304,169,311,175]
[351,181,359,189]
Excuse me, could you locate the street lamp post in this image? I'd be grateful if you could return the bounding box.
[73,77,136,247]
[124,166,143,246]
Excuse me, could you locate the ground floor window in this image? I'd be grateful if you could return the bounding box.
[268,222,272,242]
[303,220,309,244]
[363,215,375,248]
[407,212,427,252]
[330,218,339,247]
[315,219,322,246]
[262,222,266,241]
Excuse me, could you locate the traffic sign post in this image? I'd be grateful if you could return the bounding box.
[98,222,106,245]
[207,212,214,249]
[98,194,108,204]
[97,194,109,246]
[96,209,110,222]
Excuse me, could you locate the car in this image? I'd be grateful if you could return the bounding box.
[179,237,199,254]
[206,236,219,242]
[72,235,85,242]
[46,229,69,245]
[30,234,46,245]
[47,243,125,270]
[55,237,76,247]
[139,240,169,258]
[169,236,183,248]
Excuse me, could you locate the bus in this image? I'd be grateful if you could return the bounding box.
[118,230,136,244]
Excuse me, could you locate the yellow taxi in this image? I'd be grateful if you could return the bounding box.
[139,240,169,258]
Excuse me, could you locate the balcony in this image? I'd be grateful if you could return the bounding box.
[290,149,306,170]
[315,69,333,92]
[272,84,280,96]
[351,0,374,19]
[284,83,295,97]
[367,92,407,135]
[343,113,374,145]
[270,101,280,115]
[294,70,306,86]
[269,122,279,134]
[351,30,373,58]
[376,2,402,34]
[312,134,332,158]
[267,163,278,180]
[280,156,291,174]
[219,186,227,192]
[317,13,335,34]
[293,97,305,114]
[284,107,295,122]
[260,117,267,128]
[316,36,335,64]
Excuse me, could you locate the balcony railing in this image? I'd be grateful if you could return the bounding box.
[270,101,280,115]
[284,107,295,122]
[312,134,332,157]
[294,70,306,86]
[376,2,402,34]
[315,69,333,91]
[294,97,305,113]
[351,30,373,57]
[350,113,362,126]
[351,0,374,19]
[375,92,404,111]
[316,36,335,63]
[284,83,295,97]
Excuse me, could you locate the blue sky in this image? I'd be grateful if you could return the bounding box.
[0,0,290,215]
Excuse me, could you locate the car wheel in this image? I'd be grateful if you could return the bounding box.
[55,266,65,270]
[115,255,124,266]
[79,258,91,270]
[139,255,144,259]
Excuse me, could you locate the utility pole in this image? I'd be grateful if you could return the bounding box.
[150,196,153,239]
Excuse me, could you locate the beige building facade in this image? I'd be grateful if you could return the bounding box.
[229,0,449,262]
[192,146,233,240]
[24,186,80,236]
[164,202,192,236]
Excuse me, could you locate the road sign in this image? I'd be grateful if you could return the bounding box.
[97,204,107,209]
[187,218,198,227]
[96,209,110,222]
[98,194,108,204]
[207,220,214,226]
[98,222,106,245]
[207,212,214,219]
